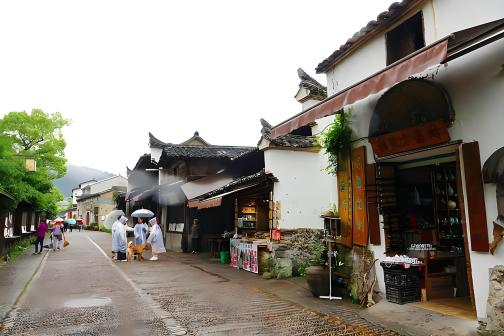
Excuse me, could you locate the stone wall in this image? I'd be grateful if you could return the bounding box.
[272,228,324,276]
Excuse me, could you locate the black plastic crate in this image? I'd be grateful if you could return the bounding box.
[385,285,420,305]
[383,269,420,287]
[381,262,421,287]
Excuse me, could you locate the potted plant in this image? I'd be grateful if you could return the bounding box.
[305,241,329,297]
[317,108,352,175]
[305,241,350,298]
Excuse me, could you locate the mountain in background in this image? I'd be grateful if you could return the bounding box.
[53,164,115,197]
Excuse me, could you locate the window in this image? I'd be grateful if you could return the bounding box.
[386,11,425,65]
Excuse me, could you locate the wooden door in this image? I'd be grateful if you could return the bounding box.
[456,144,482,307]
[337,154,353,247]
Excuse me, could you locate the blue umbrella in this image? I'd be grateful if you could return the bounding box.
[67,219,76,225]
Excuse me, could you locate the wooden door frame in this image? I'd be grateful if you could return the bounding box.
[456,148,476,308]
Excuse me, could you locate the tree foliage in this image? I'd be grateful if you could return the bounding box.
[0,109,70,216]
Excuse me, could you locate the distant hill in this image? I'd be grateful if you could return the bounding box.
[53,164,115,197]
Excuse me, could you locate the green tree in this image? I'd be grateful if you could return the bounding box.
[0,109,70,178]
[0,109,70,215]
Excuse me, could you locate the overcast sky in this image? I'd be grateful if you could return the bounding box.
[0,0,392,175]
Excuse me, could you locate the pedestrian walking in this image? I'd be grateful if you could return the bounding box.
[147,217,165,261]
[63,220,69,232]
[51,220,64,251]
[191,219,201,254]
[77,218,84,232]
[33,219,48,255]
[112,216,128,261]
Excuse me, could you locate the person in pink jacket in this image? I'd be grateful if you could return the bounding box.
[34,219,48,255]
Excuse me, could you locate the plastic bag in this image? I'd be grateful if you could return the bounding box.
[274,258,292,279]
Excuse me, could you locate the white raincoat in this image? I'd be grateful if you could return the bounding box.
[134,222,148,246]
[147,218,166,254]
[112,216,128,253]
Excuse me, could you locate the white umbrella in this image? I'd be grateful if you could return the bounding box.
[131,208,154,218]
[54,217,63,222]
[104,210,125,229]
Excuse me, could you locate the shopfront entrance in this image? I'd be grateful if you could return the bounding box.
[366,79,485,318]
[376,148,476,318]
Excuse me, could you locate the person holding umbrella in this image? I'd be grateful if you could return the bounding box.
[51,218,64,251]
[147,217,166,261]
[134,217,149,246]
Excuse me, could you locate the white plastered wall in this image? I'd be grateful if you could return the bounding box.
[319,0,504,318]
[264,149,337,230]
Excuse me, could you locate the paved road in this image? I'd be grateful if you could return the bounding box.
[0,232,398,336]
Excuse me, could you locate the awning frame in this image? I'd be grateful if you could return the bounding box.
[271,18,504,139]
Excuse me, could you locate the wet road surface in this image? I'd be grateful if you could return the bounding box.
[0,232,398,336]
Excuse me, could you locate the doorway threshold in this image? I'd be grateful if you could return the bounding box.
[360,300,478,336]
[411,297,476,320]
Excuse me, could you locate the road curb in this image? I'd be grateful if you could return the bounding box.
[0,249,50,324]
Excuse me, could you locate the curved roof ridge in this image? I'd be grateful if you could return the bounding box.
[149,132,169,148]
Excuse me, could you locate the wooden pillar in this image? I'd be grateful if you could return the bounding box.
[13,209,23,236]
[0,215,6,256]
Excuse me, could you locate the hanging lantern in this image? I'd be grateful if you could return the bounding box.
[25,157,36,172]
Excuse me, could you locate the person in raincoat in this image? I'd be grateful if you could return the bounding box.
[111,215,122,259]
[112,216,128,261]
[134,217,148,246]
[147,217,165,261]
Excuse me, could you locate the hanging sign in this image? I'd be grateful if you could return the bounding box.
[369,120,450,157]
[351,146,369,246]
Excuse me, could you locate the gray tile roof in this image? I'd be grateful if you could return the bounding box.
[260,119,317,148]
[297,68,327,99]
[201,170,276,198]
[316,0,420,73]
[162,145,255,159]
[149,133,168,148]
[149,131,255,160]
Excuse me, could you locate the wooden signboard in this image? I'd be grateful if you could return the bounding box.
[351,146,368,246]
[337,154,353,247]
[369,120,450,157]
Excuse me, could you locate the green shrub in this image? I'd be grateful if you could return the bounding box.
[7,237,36,262]
[99,226,111,234]
[297,261,309,276]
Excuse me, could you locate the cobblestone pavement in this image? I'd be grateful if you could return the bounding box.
[0,232,400,336]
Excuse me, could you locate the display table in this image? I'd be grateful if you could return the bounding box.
[230,238,269,274]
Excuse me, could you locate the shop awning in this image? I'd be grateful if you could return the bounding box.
[181,174,233,200]
[189,183,262,210]
[270,18,504,139]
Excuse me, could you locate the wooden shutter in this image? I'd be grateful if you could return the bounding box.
[366,163,380,245]
[461,142,489,252]
[337,154,352,247]
[352,146,368,246]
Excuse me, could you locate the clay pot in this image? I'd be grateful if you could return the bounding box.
[305,266,347,298]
